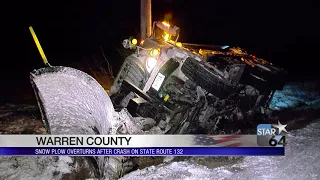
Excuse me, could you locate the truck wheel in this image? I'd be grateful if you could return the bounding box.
[181,57,235,98]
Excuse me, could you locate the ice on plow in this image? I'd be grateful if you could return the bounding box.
[29,66,116,177]
[30,66,114,135]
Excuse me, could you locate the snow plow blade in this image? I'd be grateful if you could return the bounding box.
[30,66,115,177]
[30,66,115,135]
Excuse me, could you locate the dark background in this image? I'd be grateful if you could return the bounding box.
[1,0,319,104]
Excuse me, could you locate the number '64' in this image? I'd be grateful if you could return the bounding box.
[269,136,286,146]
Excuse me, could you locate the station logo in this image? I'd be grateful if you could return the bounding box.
[257,121,287,147]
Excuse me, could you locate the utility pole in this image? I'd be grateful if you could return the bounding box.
[140,0,152,39]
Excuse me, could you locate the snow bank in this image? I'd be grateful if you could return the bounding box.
[121,120,320,180]
[270,82,320,110]
[0,156,72,180]
[120,161,231,180]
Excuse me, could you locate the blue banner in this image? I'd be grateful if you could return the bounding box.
[0,147,284,156]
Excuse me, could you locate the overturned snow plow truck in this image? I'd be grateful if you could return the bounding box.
[28,21,287,179]
[110,21,288,134]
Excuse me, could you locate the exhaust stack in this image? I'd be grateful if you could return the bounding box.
[140,0,152,39]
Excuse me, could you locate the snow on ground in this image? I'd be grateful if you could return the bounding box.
[270,82,320,110]
[0,104,45,134]
[121,119,320,180]
[0,156,73,180]
[0,156,99,180]
[120,161,225,180]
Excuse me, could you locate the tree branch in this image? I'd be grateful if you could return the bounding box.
[100,46,114,79]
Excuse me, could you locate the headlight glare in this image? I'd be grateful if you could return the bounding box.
[146,57,157,73]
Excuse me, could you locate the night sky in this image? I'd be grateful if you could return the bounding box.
[2,0,319,103]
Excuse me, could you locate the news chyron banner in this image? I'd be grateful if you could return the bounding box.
[0,133,284,156]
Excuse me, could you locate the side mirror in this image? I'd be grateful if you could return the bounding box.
[122,39,130,49]
[122,37,138,49]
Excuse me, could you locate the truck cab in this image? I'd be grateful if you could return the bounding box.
[110,20,287,135]
[110,21,200,96]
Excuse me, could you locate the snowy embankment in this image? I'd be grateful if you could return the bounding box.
[0,157,73,180]
[269,82,320,110]
[121,119,320,180]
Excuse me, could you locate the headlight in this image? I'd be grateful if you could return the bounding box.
[131,38,137,45]
[146,57,157,73]
[150,48,160,56]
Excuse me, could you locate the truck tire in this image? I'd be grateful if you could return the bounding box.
[181,57,235,98]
